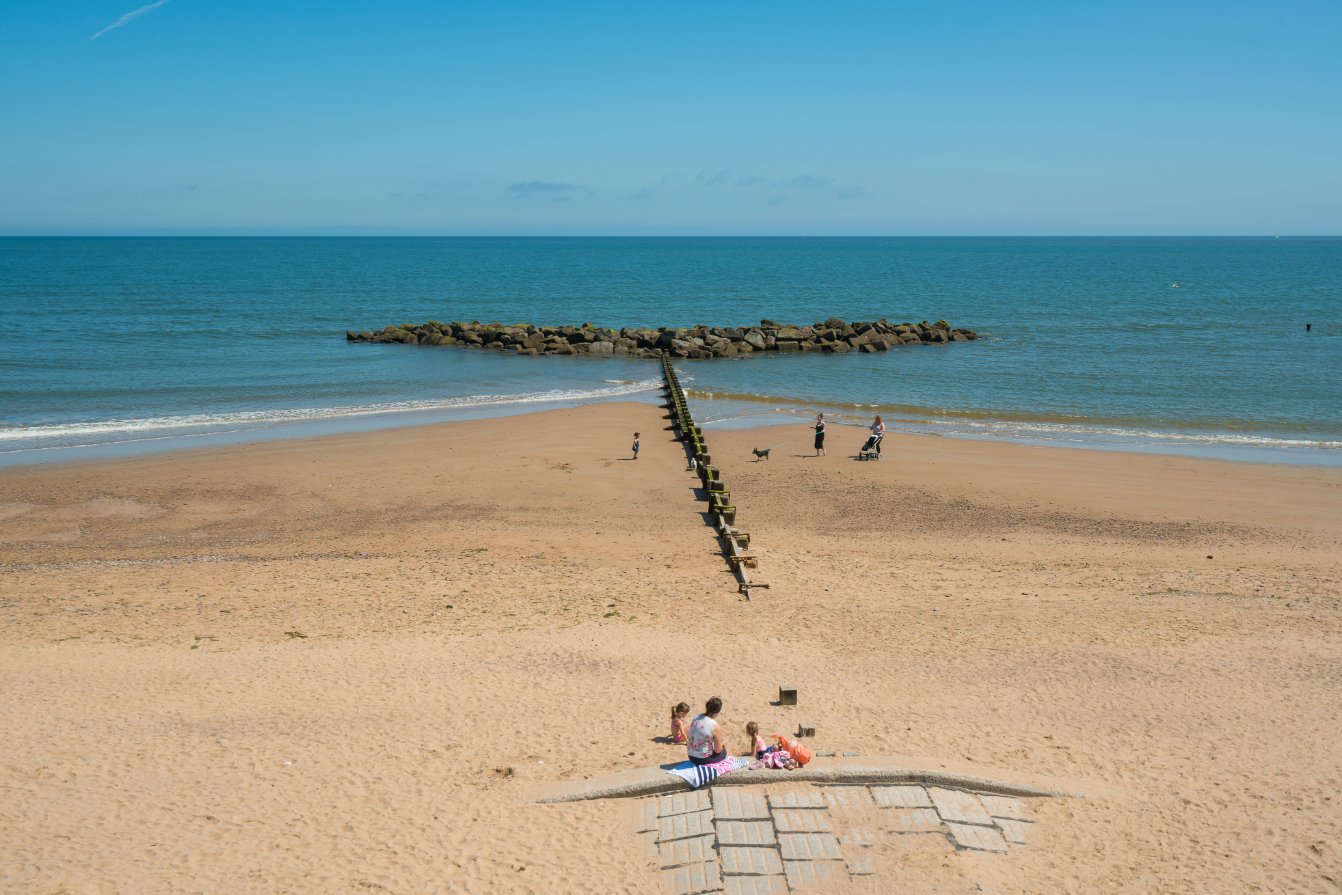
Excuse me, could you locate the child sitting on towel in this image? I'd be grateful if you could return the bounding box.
[744,725,799,770]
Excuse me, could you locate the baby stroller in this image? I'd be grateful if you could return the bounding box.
[858,433,883,460]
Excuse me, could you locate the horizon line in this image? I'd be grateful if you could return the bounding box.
[0,232,1336,239]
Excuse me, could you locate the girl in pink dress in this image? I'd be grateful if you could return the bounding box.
[670,702,691,745]
[745,721,766,759]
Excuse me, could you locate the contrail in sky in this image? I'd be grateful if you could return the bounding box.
[88,0,173,41]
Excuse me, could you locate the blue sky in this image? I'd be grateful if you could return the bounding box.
[2,1,1339,234]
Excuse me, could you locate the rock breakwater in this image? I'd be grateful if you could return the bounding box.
[345,317,979,359]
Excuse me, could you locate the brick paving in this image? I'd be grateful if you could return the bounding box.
[643,781,1038,893]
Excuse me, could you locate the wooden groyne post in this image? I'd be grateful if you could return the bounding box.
[660,354,766,598]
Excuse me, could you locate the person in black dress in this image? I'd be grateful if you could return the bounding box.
[813,413,826,456]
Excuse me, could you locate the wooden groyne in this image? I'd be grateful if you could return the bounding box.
[661,355,765,597]
[346,318,979,359]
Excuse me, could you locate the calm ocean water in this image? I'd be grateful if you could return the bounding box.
[2,237,1339,466]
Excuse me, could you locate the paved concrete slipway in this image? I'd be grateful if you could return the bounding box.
[532,759,1084,895]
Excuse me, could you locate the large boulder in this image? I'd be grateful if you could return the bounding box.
[744,330,767,351]
[590,340,614,354]
[774,340,799,352]
[658,329,687,348]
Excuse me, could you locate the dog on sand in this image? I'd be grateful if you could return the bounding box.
[752,448,770,460]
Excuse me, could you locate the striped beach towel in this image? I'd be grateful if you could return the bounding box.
[666,756,750,789]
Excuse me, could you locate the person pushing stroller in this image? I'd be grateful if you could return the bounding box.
[859,415,885,460]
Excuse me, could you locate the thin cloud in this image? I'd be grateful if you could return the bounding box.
[655,170,871,200]
[779,175,834,189]
[507,181,575,197]
[88,0,173,42]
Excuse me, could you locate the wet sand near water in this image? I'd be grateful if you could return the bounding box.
[2,402,1340,894]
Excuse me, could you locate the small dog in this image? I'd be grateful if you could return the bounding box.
[752,448,770,461]
[687,457,699,473]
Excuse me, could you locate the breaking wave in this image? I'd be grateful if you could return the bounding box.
[0,379,661,446]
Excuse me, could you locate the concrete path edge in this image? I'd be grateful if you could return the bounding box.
[532,764,1085,803]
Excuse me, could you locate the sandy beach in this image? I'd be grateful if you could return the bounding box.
[2,402,1340,894]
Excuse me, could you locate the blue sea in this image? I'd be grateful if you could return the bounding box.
[1,237,1339,467]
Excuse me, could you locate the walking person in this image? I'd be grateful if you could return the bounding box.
[813,413,826,456]
[860,414,885,459]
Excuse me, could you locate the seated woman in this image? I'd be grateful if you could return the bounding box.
[686,696,729,766]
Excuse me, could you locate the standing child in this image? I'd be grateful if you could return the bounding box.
[632,432,640,460]
[745,721,766,759]
[670,702,690,744]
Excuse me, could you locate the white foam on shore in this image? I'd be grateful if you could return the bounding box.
[0,380,661,444]
[687,392,1342,452]
[930,418,1342,450]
